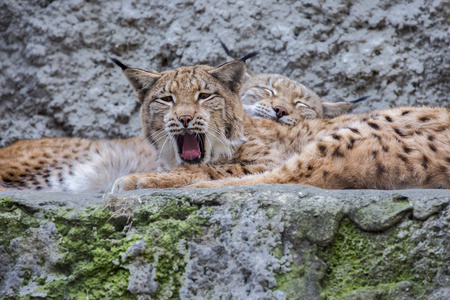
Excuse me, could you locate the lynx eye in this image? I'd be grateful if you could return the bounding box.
[198,93,212,100]
[258,87,274,95]
[296,102,310,108]
[160,96,173,102]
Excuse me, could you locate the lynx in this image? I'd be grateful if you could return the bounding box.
[109,59,450,192]
[220,41,369,125]
[0,137,160,193]
[0,52,253,193]
[240,74,368,125]
[0,54,254,193]
[0,54,252,193]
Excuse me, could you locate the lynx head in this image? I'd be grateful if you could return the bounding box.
[111,58,247,168]
[241,74,355,125]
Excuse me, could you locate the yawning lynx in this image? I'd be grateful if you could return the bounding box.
[109,59,450,191]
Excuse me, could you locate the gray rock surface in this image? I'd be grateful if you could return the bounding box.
[1,185,450,299]
[1,0,449,147]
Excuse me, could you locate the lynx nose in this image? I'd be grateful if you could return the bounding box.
[274,106,289,119]
[178,115,193,128]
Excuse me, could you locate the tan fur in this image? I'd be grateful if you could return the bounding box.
[241,73,354,125]
[0,137,159,193]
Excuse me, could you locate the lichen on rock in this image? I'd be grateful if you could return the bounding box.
[1,186,449,299]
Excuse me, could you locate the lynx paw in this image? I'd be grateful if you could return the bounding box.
[185,181,219,189]
[112,174,138,193]
[112,174,158,193]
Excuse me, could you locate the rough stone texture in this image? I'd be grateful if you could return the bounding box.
[1,0,449,147]
[1,185,450,299]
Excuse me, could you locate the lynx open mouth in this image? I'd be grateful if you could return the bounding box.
[176,133,205,163]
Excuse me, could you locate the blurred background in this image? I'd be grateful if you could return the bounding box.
[0,0,448,147]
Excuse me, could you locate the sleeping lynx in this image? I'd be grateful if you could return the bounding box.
[109,58,449,191]
[240,74,368,125]
[220,41,369,125]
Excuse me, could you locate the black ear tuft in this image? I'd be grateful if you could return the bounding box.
[108,56,129,70]
[219,40,259,63]
[219,40,234,58]
[348,95,370,103]
[237,51,259,62]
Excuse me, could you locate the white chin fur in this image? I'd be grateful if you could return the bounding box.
[243,104,258,118]
[205,132,233,162]
[244,104,277,120]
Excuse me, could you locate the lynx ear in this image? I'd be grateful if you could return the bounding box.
[209,60,247,93]
[322,101,353,118]
[122,69,161,101]
[110,57,161,101]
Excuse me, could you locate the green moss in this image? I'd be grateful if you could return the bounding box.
[318,218,424,299]
[45,198,206,300]
[2,196,208,299]
[264,206,278,219]
[22,206,137,300]
[0,198,12,204]
[131,197,208,299]
[275,264,306,296]
[0,198,40,247]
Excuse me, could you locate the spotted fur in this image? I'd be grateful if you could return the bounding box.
[110,61,450,191]
[0,137,159,193]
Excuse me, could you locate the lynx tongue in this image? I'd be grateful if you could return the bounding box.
[181,133,201,160]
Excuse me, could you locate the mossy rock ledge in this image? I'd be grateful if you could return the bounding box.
[0,185,449,300]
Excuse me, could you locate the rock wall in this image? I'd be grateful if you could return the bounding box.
[0,0,449,147]
[1,186,449,299]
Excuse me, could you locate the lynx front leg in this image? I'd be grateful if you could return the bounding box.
[112,165,210,192]
[112,172,193,192]
[112,163,270,192]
